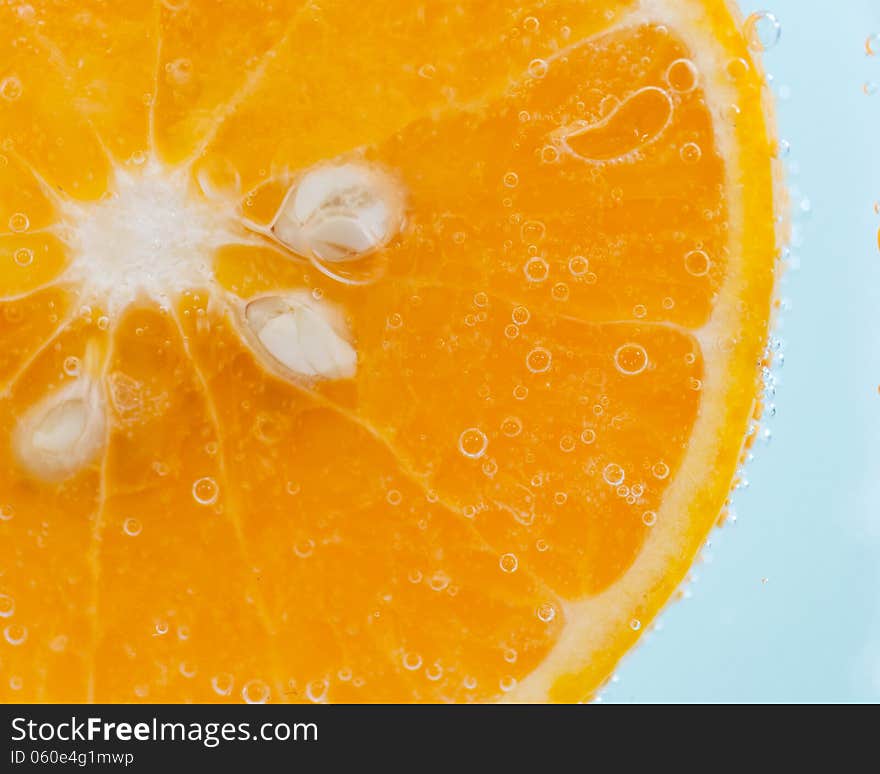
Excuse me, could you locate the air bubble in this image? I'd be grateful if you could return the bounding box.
[513,384,529,401]
[726,57,750,81]
[551,282,569,301]
[179,661,197,678]
[559,435,576,453]
[680,142,702,164]
[503,171,519,188]
[504,323,520,339]
[417,63,436,79]
[664,58,699,93]
[63,356,80,376]
[123,517,143,536]
[386,312,403,329]
[425,663,444,681]
[525,347,552,373]
[521,220,545,243]
[192,476,219,506]
[684,249,711,276]
[499,553,518,573]
[536,602,556,623]
[499,676,518,692]
[306,680,328,703]
[3,623,27,646]
[8,213,29,233]
[554,491,568,506]
[294,539,315,558]
[429,572,450,592]
[642,511,657,527]
[523,256,549,282]
[603,463,625,486]
[0,594,14,618]
[866,33,880,56]
[458,427,488,458]
[211,673,234,696]
[386,489,402,506]
[540,145,560,164]
[241,679,271,704]
[568,255,589,276]
[511,306,530,325]
[580,428,596,445]
[164,57,193,86]
[652,461,670,479]
[632,304,647,319]
[614,343,648,375]
[13,247,33,267]
[630,618,642,631]
[0,76,22,101]
[528,58,548,79]
[744,11,781,51]
[501,416,523,438]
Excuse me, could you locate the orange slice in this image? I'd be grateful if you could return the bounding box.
[0,0,782,703]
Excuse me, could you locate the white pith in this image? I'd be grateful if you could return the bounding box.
[60,161,240,315]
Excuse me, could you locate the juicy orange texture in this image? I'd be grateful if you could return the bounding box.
[0,0,781,703]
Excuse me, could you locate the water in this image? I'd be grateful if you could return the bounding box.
[603,0,880,703]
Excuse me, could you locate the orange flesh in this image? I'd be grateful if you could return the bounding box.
[0,0,779,703]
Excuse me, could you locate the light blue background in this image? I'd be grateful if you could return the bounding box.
[603,0,880,703]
